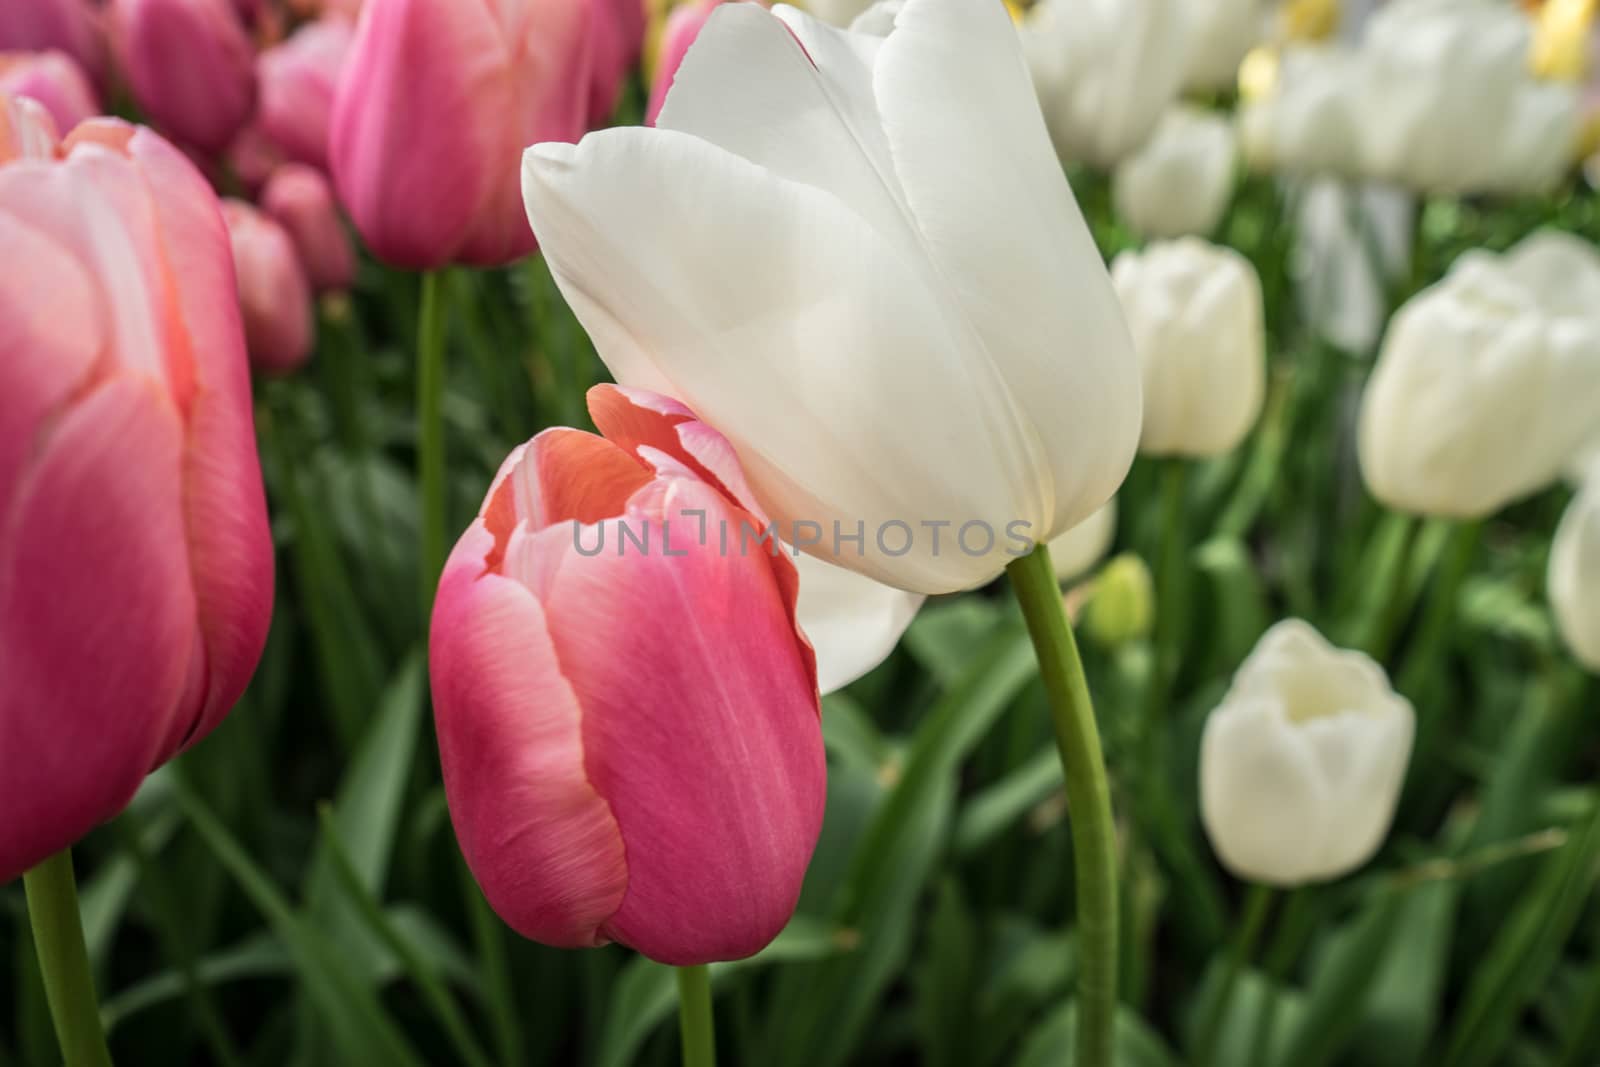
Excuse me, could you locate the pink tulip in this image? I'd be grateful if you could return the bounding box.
[0,93,61,160]
[262,162,356,293]
[431,384,824,965]
[589,0,644,123]
[329,0,593,268]
[0,50,98,134]
[224,118,286,192]
[0,114,274,882]
[221,198,314,374]
[0,0,105,86]
[645,1,721,127]
[110,0,256,152]
[256,16,352,169]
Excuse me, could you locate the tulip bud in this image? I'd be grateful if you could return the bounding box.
[1551,483,1600,671]
[431,385,824,964]
[261,162,356,293]
[0,0,105,86]
[110,0,257,152]
[1083,553,1154,648]
[646,0,719,127]
[1023,0,1192,168]
[0,50,98,134]
[256,16,352,169]
[1112,106,1236,239]
[1200,620,1414,887]
[1049,499,1117,583]
[1358,243,1600,519]
[1237,44,1364,178]
[331,0,593,268]
[1113,239,1266,458]
[1,118,273,881]
[221,198,314,374]
[1180,0,1261,91]
[524,0,1141,595]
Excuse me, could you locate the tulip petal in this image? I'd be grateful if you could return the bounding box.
[540,479,825,964]
[792,551,923,694]
[0,378,195,881]
[430,523,629,947]
[0,94,60,163]
[514,427,653,531]
[872,0,1141,537]
[524,128,1020,593]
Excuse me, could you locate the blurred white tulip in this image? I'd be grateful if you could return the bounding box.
[1113,239,1267,458]
[1049,499,1117,583]
[1358,245,1600,519]
[801,0,875,27]
[1181,0,1263,91]
[1112,106,1237,239]
[523,0,1142,595]
[1291,179,1413,354]
[1200,619,1414,887]
[1237,45,1367,179]
[1022,0,1191,169]
[1550,482,1600,672]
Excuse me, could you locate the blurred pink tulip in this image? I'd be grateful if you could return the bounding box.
[262,162,356,293]
[330,0,593,268]
[645,0,720,126]
[431,384,825,965]
[0,50,98,134]
[0,0,105,86]
[110,0,256,151]
[0,113,274,882]
[256,15,352,169]
[224,118,286,191]
[589,0,644,123]
[221,198,314,374]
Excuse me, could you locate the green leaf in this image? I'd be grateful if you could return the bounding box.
[1014,1003,1178,1067]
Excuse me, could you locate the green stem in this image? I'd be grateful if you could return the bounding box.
[23,849,113,1067]
[417,270,448,617]
[1246,889,1313,1067]
[1145,459,1189,736]
[1194,884,1275,1067]
[1008,545,1120,1067]
[1398,520,1482,698]
[676,965,716,1067]
[319,297,368,455]
[1359,512,1419,661]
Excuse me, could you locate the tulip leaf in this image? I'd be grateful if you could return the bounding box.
[1014,1002,1178,1067]
[954,748,1062,857]
[1277,888,1407,1067]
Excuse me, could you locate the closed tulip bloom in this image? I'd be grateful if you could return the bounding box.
[221,198,314,374]
[331,0,592,268]
[589,0,645,123]
[1200,620,1414,887]
[1049,499,1117,583]
[110,0,257,152]
[0,50,97,134]
[1551,482,1600,671]
[524,0,1141,595]
[1358,250,1600,519]
[0,0,105,86]
[256,15,352,170]
[1237,45,1366,178]
[431,385,824,964]
[1113,239,1266,458]
[1112,106,1236,239]
[1181,0,1262,91]
[0,115,273,881]
[1023,0,1191,169]
[261,162,356,292]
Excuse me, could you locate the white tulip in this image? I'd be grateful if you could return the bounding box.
[1551,483,1600,672]
[801,0,876,27]
[1181,0,1264,91]
[1500,230,1600,318]
[1358,252,1600,519]
[1237,45,1367,179]
[1022,0,1192,169]
[1200,620,1415,887]
[1049,499,1117,583]
[1112,239,1267,458]
[1291,179,1414,354]
[523,0,1142,596]
[1112,107,1237,240]
[793,552,925,693]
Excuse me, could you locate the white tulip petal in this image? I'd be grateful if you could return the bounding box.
[793,550,925,694]
[1551,484,1600,672]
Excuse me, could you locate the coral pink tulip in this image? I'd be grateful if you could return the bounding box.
[256,15,352,169]
[0,112,274,882]
[110,0,256,152]
[329,0,593,268]
[261,162,356,292]
[430,385,825,965]
[0,50,97,134]
[589,0,644,123]
[0,0,105,86]
[221,198,314,374]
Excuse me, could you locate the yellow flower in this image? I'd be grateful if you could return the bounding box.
[1280,0,1341,42]
[1237,46,1281,102]
[1529,0,1597,82]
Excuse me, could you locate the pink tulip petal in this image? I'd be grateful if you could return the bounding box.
[543,478,825,964]
[430,522,629,947]
[0,51,99,135]
[0,378,196,881]
[0,93,60,163]
[514,427,653,532]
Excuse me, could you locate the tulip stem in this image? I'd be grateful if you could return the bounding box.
[1192,883,1275,1067]
[675,965,716,1067]
[418,270,449,616]
[23,849,113,1067]
[1008,545,1119,1067]
[1145,459,1189,735]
